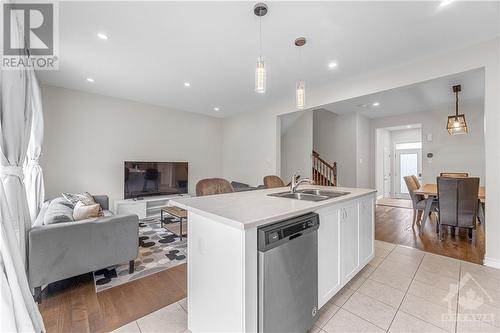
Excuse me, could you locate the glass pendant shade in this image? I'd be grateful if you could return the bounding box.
[447,114,468,135]
[255,57,266,93]
[296,81,305,109]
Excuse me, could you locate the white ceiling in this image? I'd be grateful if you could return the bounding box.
[38,1,500,118]
[323,68,485,118]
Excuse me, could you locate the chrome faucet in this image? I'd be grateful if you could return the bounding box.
[290,174,314,193]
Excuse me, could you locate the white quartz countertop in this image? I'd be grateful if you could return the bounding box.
[170,185,376,230]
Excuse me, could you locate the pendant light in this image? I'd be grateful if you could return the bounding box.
[254,3,268,94]
[295,37,306,109]
[446,85,468,135]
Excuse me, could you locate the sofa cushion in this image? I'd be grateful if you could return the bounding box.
[44,198,75,225]
[62,191,96,205]
[73,201,102,221]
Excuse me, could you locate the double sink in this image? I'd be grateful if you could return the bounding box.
[268,189,350,202]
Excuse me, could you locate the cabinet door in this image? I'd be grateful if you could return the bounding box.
[359,196,374,265]
[317,206,340,308]
[340,203,359,283]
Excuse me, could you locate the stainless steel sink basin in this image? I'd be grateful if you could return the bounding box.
[268,189,350,202]
[296,189,350,198]
[268,192,331,202]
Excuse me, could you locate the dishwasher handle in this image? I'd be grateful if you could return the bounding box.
[289,232,303,241]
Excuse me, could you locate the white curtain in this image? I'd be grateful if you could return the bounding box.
[24,72,45,222]
[0,68,33,262]
[0,13,45,332]
[1,182,45,333]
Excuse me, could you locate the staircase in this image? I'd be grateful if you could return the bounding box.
[312,150,337,186]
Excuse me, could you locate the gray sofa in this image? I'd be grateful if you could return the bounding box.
[28,195,139,299]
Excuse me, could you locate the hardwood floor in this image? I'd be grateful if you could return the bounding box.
[375,204,485,264]
[38,264,187,333]
[39,205,485,333]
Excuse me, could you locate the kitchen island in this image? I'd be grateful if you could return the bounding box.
[172,185,376,333]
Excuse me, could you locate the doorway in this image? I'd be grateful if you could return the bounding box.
[395,145,422,199]
[375,125,422,200]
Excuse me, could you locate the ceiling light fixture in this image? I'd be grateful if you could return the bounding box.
[295,36,306,110]
[97,33,108,40]
[439,0,455,7]
[213,107,220,112]
[184,82,191,87]
[372,102,380,107]
[86,77,95,83]
[447,84,468,135]
[254,3,268,94]
[328,62,338,69]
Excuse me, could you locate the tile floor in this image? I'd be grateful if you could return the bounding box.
[112,240,500,333]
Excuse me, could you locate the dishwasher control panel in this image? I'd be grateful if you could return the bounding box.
[258,212,319,251]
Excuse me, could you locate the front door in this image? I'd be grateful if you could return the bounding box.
[395,148,421,199]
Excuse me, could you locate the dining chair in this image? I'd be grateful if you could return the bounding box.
[437,177,479,246]
[263,175,285,189]
[404,175,438,228]
[196,178,235,196]
[440,172,469,178]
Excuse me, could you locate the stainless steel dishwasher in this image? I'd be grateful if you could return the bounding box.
[258,212,319,333]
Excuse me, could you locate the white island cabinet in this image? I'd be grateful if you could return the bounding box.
[172,186,376,333]
[317,195,374,307]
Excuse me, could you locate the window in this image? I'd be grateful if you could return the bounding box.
[395,142,422,150]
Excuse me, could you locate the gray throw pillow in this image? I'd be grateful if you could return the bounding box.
[44,198,75,225]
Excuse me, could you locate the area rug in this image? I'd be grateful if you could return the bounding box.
[376,197,413,209]
[93,217,187,292]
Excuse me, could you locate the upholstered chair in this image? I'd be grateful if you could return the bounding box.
[440,172,469,178]
[196,178,235,196]
[263,175,286,189]
[403,175,438,229]
[437,177,479,246]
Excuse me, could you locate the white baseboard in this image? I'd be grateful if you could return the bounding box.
[483,257,500,269]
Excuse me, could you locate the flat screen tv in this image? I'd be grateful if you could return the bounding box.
[124,161,188,199]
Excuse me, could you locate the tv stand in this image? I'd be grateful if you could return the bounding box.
[114,194,191,219]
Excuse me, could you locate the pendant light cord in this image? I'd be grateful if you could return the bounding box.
[259,15,263,57]
[298,45,303,81]
[455,90,459,118]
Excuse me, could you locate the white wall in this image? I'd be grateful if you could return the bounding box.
[356,113,371,188]
[280,110,313,182]
[371,102,485,186]
[313,110,357,187]
[313,110,370,188]
[221,38,500,267]
[41,85,223,205]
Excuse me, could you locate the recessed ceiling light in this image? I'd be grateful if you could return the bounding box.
[328,62,338,69]
[439,0,455,7]
[184,82,191,87]
[372,102,380,107]
[97,33,108,40]
[213,107,220,112]
[86,77,95,83]
[406,125,412,129]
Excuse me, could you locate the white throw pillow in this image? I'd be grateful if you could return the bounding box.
[73,201,102,221]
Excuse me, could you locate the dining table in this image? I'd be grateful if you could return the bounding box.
[414,183,486,235]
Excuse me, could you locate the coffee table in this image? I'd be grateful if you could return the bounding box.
[161,206,188,240]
